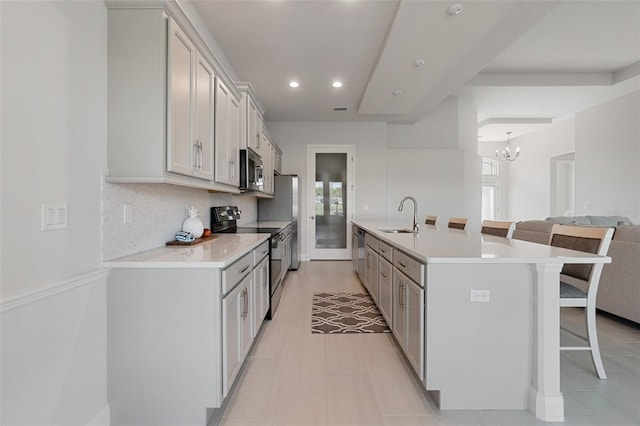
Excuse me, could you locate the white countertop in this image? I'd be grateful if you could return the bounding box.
[353,221,611,265]
[105,234,269,268]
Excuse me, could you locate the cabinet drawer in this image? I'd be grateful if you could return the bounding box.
[365,233,379,251]
[378,241,393,262]
[253,240,270,265]
[222,251,253,295]
[393,250,424,286]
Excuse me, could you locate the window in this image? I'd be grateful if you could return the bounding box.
[481,158,501,221]
[481,158,499,176]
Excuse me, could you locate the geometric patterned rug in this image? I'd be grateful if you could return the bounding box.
[311,292,391,334]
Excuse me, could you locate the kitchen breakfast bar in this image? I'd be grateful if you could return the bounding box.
[352,221,611,422]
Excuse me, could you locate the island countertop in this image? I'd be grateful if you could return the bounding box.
[352,220,611,265]
[104,233,269,268]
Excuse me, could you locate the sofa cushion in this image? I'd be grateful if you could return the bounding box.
[546,216,591,225]
[588,215,633,227]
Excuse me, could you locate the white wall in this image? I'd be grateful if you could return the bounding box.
[482,91,639,224]
[575,91,640,223]
[387,98,459,149]
[477,118,575,221]
[269,98,482,259]
[387,97,482,230]
[1,1,109,424]
[268,122,388,259]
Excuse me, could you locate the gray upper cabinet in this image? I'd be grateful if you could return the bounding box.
[106,6,240,193]
[214,78,241,186]
[167,19,215,181]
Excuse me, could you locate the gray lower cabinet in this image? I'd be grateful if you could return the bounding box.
[392,267,425,380]
[222,272,252,398]
[253,255,270,337]
[378,257,393,325]
[351,231,359,272]
[365,245,379,303]
[106,239,269,425]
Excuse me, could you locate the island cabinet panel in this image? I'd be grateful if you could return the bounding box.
[424,263,532,410]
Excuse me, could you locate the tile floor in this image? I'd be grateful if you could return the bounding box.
[215,261,640,426]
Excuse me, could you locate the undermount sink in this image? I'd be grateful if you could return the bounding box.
[378,228,417,234]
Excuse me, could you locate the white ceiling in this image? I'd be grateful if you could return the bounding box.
[188,0,640,141]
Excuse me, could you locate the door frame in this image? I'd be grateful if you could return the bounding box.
[307,144,355,260]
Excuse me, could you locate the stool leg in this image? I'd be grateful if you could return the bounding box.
[586,306,607,379]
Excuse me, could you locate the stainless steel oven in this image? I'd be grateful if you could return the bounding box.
[239,149,263,192]
[267,223,293,317]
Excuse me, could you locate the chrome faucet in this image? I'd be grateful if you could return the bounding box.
[398,196,419,232]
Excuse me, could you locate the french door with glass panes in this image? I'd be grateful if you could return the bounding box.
[307,145,354,260]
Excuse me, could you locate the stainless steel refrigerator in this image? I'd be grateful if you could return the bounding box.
[258,175,300,270]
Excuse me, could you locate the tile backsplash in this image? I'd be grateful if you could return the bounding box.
[102,182,257,260]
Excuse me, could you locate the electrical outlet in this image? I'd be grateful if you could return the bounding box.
[470,289,490,303]
[123,203,133,224]
[362,204,369,211]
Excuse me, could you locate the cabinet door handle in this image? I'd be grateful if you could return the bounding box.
[240,288,246,318]
[239,264,250,274]
[381,272,388,278]
[245,288,249,317]
[197,141,201,170]
[193,141,199,169]
[200,141,204,170]
[398,261,407,269]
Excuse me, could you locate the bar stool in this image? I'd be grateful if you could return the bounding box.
[549,224,614,379]
[425,215,438,226]
[447,217,468,230]
[481,220,515,238]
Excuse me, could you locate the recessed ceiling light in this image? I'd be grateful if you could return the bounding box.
[289,81,300,88]
[332,81,343,88]
[392,90,403,96]
[413,59,425,67]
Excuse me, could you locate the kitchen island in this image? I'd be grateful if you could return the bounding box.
[352,221,611,422]
[105,234,270,426]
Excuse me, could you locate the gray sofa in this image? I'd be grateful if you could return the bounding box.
[512,216,640,324]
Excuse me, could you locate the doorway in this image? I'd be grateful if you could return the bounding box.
[307,145,354,260]
[550,153,575,216]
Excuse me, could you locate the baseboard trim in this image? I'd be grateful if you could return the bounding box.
[1,268,109,313]
[86,404,110,426]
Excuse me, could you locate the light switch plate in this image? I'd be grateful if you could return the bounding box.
[41,203,68,231]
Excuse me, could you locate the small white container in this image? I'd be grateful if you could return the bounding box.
[182,206,204,239]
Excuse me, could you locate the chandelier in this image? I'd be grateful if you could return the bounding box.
[495,131,520,162]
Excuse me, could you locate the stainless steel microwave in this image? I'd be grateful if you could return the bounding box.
[239,149,264,191]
